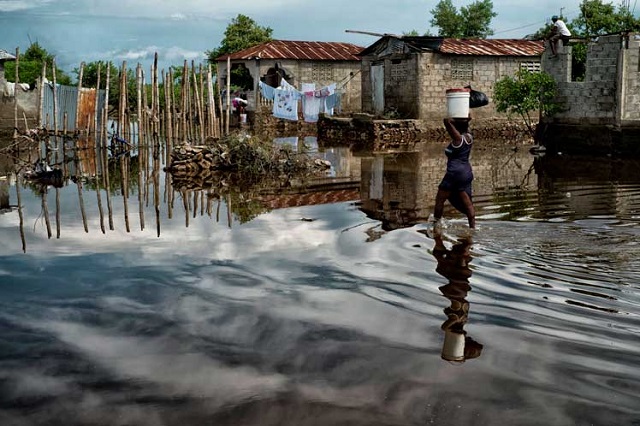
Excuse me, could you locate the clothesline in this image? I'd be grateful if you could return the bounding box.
[258,79,341,123]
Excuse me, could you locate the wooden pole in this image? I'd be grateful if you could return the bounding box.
[136,64,143,149]
[13,47,19,139]
[103,63,111,152]
[192,62,204,144]
[38,61,46,129]
[207,64,216,138]
[75,62,84,133]
[94,63,101,143]
[52,59,58,138]
[225,56,231,135]
[181,60,188,143]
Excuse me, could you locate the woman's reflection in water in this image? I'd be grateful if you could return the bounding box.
[432,232,483,363]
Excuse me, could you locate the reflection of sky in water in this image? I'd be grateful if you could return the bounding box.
[1,155,640,425]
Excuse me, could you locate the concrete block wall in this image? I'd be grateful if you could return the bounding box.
[416,54,539,122]
[545,35,621,125]
[0,89,38,133]
[622,34,640,122]
[383,55,419,118]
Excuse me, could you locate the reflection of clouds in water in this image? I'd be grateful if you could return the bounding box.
[35,320,288,400]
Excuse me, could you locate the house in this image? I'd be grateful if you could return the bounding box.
[216,40,364,114]
[358,35,544,122]
[540,32,640,156]
[0,49,16,83]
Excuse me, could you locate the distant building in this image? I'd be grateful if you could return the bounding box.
[0,49,16,83]
[216,40,364,114]
[358,35,544,122]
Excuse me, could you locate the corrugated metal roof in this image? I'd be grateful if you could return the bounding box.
[439,38,544,56]
[0,50,16,61]
[359,36,544,57]
[217,40,364,62]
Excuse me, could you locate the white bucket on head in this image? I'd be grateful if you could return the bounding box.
[446,88,470,118]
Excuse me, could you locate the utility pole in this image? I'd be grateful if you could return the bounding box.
[560,7,565,18]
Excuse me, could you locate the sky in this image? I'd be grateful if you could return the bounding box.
[0,0,635,76]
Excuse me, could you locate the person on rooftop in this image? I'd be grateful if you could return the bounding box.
[548,15,571,58]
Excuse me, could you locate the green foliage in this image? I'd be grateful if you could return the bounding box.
[572,0,640,36]
[494,69,561,136]
[4,42,72,85]
[206,14,273,63]
[429,0,497,38]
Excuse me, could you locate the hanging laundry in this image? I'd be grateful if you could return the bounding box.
[258,81,275,101]
[273,88,301,121]
[302,91,324,123]
[301,82,316,93]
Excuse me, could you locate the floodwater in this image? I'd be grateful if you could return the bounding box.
[1,136,639,426]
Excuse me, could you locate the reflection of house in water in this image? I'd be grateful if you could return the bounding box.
[0,176,11,212]
[358,144,538,230]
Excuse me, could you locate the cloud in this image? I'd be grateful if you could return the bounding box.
[0,0,53,12]
[106,45,205,64]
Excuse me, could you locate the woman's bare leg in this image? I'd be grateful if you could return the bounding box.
[458,191,475,228]
[434,188,450,221]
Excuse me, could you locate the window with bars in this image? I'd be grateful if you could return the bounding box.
[451,59,473,80]
[311,63,334,82]
[520,61,541,72]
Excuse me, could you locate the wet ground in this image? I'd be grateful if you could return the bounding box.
[0,137,639,425]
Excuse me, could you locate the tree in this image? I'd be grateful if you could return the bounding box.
[4,42,71,85]
[430,0,497,38]
[493,69,561,140]
[206,14,273,63]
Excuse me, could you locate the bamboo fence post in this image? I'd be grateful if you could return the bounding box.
[42,191,52,239]
[192,63,204,144]
[103,63,111,153]
[217,80,223,137]
[199,63,205,137]
[226,56,231,135]
[119,61,126,142]
[169,68,176,147]
[181,60,188,143]
[136,64,143,148]
[206,65,215,138]
[75,62,84,134]
[38,62,46,129]
[94,63,101,145]
[187,63,194,142]
[52,60,58,138]
[13,47,19,139]
[154,53,160,140]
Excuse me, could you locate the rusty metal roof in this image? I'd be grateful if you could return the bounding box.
[0,50,16,61]
[439,38,544,56]
[359,36,544,57]
[217,40,364,62]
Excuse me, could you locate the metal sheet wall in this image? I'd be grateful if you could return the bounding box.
[41,83,106,131]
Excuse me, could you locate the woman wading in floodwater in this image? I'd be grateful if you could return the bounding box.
[433,115,475,228]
